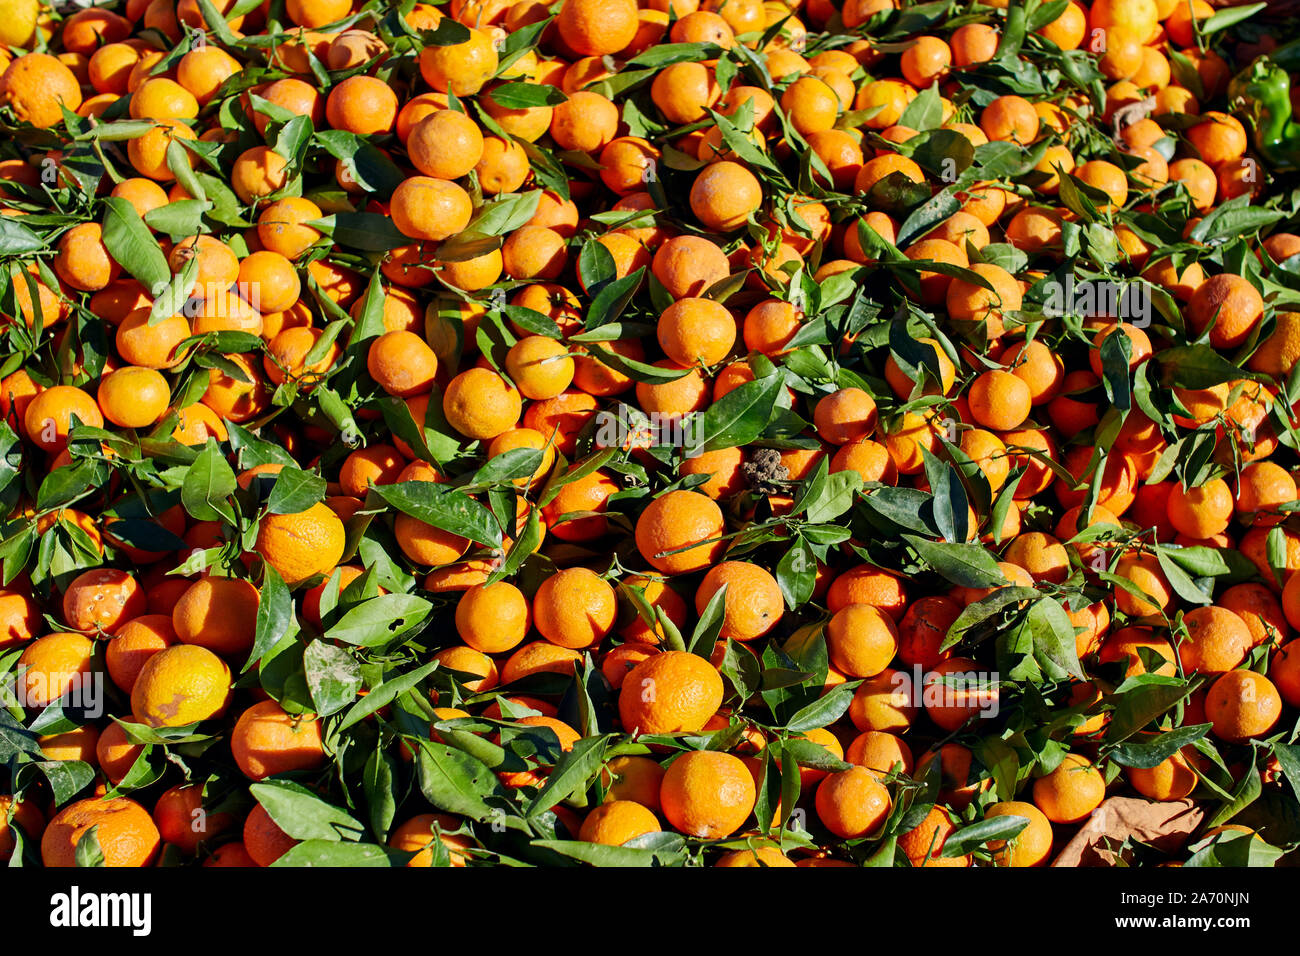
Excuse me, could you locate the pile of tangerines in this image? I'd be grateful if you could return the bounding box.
[0,0,1297,869]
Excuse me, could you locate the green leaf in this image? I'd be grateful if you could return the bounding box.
[325,593,432,647]
[416,740,505,821]
[626,41,717,68]
[433,720,509,769]
[434,230,504,263]
[578,238,617,294]
[719,639,761,701]
[303,639,361,717]
[339,660,441,731]
[319,137,404,195]
[0,421,21,494]
[250,780,366,842]
[166,139,206,203]
[1156,345,1250,389]
[500,304,561,339]
[487,82,568,108]
[37,760,95,805]
[902,535,1006,588]
[112,719,208,746]
[897,188,961,248]
[784,681,861,733]
[775,539,816,610]
[272,840,402,866]
[416,18,472,45]
[370,483,502,549]
[1025,597,1085,681]
[1098,323,1132,412]
[583,344,690,384]
[708,107,783,177]
[245,564,291,672]
[74,826,105,868]
[267,466,327,514]
[144,199,207,239]
[103,743,163,797]
[1184,829,1283,867]
[1270,742,1300,807]
[1104,674,1195,744]
[1155,547,1213,605]
[941,815,1027,857]
[750,750,778,838]
[101,196,170,292]
[180,438,236,524]
[363,745,398,842]
[781,736,852,772]
[36,460,96,513]
[865,171,932,214]
[1055,171,1101,223]
[527,734,610,817]
[1190,196,1283,243]
[195,0,240,43]
[228,421,298,468]
[688,373,784,455]
[897,83,943,131]
[803,470,862,524]
[471,448,544,486]
[1161,545,1256,581]
[776,743,802,832]
[972,140,1041,178]
[688,584,729,659]
[974,736,1020,802]
[859,486,937,534]
[376,393,458,466]
[1027,0,1070,30]
[1107,724,1211,769]
[1200,1,1266,33]
[584,267,644,331]
[863,835,898,866]
[274,114,313,166]
[920,445,968,543]
[531,836,687,866]
[87,119,159,141]
[487,507,541,585]
[303,319,347,367]
[1204,752,1262,830]
[493,17,551,76]
[329,213,410,251]
[885,256,995,292]
[0,220,46,255]
[1267,525,1288,589]
[461,190,543,239]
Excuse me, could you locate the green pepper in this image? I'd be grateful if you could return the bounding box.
[1230,40,1300,172]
